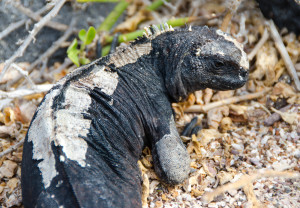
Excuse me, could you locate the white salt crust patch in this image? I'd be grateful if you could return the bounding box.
[27,89,60,188]
[216,30,249,70]
[28,63,120,188]
[80,65,119,95]
[108,42,152,68]
[54,85,91,167]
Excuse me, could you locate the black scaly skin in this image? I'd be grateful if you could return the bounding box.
[21,26,249,208]
[256,0,300,35]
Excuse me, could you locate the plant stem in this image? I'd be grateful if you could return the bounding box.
[97,0,132,32]
[102,45,111,57]
[103,17,196,44]
[77,0,120,2]
[146,0,168,11]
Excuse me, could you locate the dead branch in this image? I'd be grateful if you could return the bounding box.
[268,20,300,91]
[185,89,271,113]
[0,84,53,99]
[0,138,24,159]
[50,58,73,75]
[11,63,36,88]
[0,20,27,41]
[248,27,269,61]
[0,0,67,82]
[10,1,68,31]
[6,20,75,88]
[27,19,75,74]
[202,169,300,203]
[0,2,52,41]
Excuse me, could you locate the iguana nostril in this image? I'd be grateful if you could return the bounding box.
[240,68,248,78]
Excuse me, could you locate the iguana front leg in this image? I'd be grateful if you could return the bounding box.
[147,109,190,185]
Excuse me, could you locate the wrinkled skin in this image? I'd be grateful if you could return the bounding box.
[21,26,248,208]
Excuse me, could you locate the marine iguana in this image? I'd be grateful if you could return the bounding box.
[21,24,249,208]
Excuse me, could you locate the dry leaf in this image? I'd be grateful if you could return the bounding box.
[220,117,233,132]
[186,135,202,156]
[251,42,277,86]
[0,123,19,138]
[7,178,19,193]
[204,88,213,104]
[0,160,18,178]
[183,170,201,192]
[198,129,223,146]
[272,82,296,98]
[3,107,16,125]
[229,104,248,115]
[218,171,235,185]
[149,180,160,194]
[141,155,152,168]
[114,10,149,33]
[194,90,204,104]
[155,200,163,208]
[207,106,229,129]
[191,188,204,197]
[212,90,234,101]
[141,173,149,208]
[271,107,298,124]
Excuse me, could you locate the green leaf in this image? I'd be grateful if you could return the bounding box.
[68,50,80,67]
[78,29,86,42]
[67,39,80,66]
[79,57,91,65]
[67,38,78,53]
[85,27,96,45]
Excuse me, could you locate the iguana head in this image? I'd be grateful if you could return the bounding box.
[149,25,249,102]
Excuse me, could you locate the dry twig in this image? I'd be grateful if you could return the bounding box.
[0,84,53,99]
[5,20,75,89]
[0,3,52,40]
[185,89,271,113]
[0,20,27,41]
[248,28,269,61]
[0,138,25,158]
[27,19,75,73]
[6,22,75,89]
[10,1,68,31]
[268,20,300,91]
[0,0,67,82]
[11,63,36,88]
[220,0,243,32]
[202,169,300,203]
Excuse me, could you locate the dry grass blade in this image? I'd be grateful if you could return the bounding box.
[185,89,271,113]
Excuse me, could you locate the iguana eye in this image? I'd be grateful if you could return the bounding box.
[215,61,224,67]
